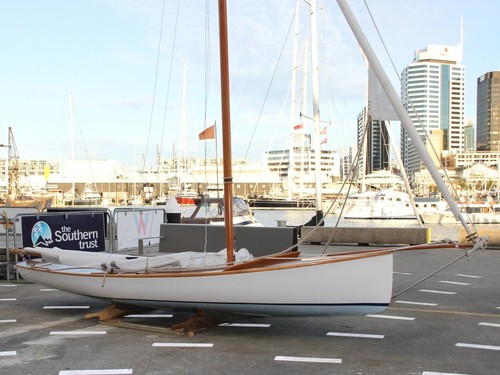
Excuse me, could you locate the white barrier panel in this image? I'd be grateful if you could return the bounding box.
[115,209,165,251]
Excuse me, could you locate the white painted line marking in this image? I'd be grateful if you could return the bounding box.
[456,342,500,351]
[439,280,471,286]
[455,273,482,279]
[395,300,438,306]
[423,372,470,375]
[0,319,17,323]
[393,271,412,275]
[44,306,90,309]
[419,289,457,295]
[327,332,384,339]
[0,284,16,287]
[218,323,271,327]
[274,355,342,364]
[59,370,133,375]
[366,314,415,321]
[40,288,59,291]
[152,343,213,348]
[479,322,500,328]
[0,298,17,301]
[0,351,16,356]
[124,314,173,318]
[50,331,107,335]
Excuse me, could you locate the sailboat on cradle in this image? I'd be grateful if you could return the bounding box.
[14,0,486,318]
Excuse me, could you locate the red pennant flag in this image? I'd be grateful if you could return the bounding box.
[199,125,215,140]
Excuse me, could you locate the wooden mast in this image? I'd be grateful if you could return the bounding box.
[218,0,235,262]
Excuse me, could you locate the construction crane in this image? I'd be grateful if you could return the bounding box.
[7,127,19,200]
[0,127,20,201]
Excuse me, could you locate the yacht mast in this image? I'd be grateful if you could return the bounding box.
[310,0,323,219]
[288,0,301,201]
[218,0,234,260]
[68,86,75,204]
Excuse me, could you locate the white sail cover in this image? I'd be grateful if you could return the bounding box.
[368,65,398,121]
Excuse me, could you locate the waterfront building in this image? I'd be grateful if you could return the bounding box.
[0,157,282,205]
[443,151,500,169]
[264,129,341,194]
[476,71,500,151]
[401,42,466,180]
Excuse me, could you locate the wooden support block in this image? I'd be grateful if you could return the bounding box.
[84,304,132,321]
[170,310,221,333]
[85,305,219,336]
[100,319,193,337]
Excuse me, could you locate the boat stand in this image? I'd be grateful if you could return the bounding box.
[84,304,221,336]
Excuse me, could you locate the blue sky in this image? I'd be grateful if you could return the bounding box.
[0,0,498,169]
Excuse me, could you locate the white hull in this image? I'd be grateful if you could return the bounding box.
[421,212,500,224]
[16,251,393,317]
[327,189,416,220]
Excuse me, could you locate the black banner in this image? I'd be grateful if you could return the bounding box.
[21,213,106,252]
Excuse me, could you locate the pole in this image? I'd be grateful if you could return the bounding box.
[218,0,234,261]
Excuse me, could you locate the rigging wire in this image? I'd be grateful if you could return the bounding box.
[142,0,169,173]
[391,251,469,300]
[158,0,181,176]
[240,9,296,168]
[71,96,98,194]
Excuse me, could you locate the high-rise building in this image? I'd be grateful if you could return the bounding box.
[464,120,476,151]
[400,43,465,179]
[476,71,500,151]
[356,108,390,177]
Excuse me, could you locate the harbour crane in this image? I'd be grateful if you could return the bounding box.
[0,127,20,201]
